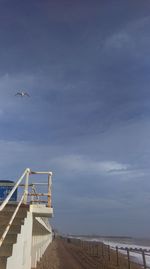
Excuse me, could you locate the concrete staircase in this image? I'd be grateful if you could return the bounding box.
[0,169,53,269]
[0,204,28,269]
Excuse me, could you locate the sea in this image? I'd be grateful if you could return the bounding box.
[68,235,150,266]
[70,235,150,248]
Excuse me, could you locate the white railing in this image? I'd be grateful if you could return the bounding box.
[0,168,30,212]
[0,168,52,247]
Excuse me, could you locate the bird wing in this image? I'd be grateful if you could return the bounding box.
[15,92,22,96]
[24,92,30,97]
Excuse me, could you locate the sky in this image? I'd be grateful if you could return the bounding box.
[0,0,150,237]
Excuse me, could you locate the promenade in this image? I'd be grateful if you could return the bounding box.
[35,238,99,269]
[35,238,143,269]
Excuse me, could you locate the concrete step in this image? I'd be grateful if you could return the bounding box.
[2,205,29,212]
[0,257,7,269]
[0,210,27,219]
[0,204,29,266]
[0,244,12,257]
[2,206,27,214]
[3,234,17,244]
[0,225,21,235]
[0,216,24,225]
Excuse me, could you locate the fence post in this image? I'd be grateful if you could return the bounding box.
[92,243,94,256]
[91,242,93,256]
[108,245,111,261]
[96,244,99,257]
[101,244,103,258]
[97,243,100,257]
[102,243,105,269]
[116,246,119,266]
[127,249,130,269]
[142,250,147,269]
[94,244,96,257]
[87,241,89,253]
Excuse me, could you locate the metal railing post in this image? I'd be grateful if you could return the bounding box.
[47,172,52,207]
[23,168,30,204]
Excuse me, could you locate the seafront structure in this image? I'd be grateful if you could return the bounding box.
[0,168,53,269]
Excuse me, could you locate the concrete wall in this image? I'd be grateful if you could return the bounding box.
[7,211,33,269]
[6,213,52,269]
[31,217,52,268]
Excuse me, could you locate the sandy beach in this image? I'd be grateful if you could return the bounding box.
[35,238,143,269]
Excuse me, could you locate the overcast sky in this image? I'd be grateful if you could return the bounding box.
[0,0,150,237]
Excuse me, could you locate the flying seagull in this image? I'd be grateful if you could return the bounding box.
[15,91,30,97]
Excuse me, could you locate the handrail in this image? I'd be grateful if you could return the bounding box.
[0,168,30,212]
[0,194,25,247]
[0,168,53,247]
[0,168,52,211]
[29,171,52,207]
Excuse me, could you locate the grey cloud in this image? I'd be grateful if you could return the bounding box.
[0,0,150,235]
